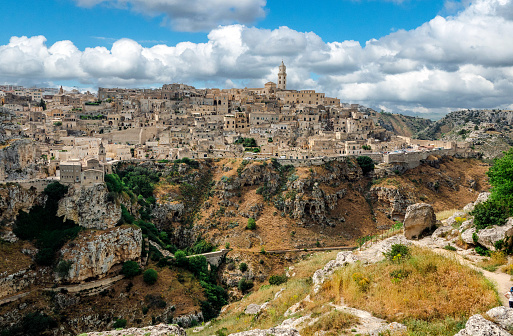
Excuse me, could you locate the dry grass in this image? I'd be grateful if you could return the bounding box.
[0,241,33,274]
[300,309,359,336]
[320,246,499,322]
[478,252,508,272]
[502,263,513,276]
[189,251,338,336]
[436,209,459,221]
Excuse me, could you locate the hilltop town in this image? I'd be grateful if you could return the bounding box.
[0,62,473,187]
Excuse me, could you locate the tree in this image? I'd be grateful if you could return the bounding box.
[246,218,256,230]
[121,260,141,278]
[174,250,188,268]
[143,269,158,285]
[39,98,46,111]
[487,148,513,202]
[239,262,248,272]
[356,156,375,175]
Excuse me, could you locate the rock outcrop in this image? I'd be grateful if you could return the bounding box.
[0,139,41,181]
[60,226,142,282]
[80,323,186,336]
[403,203,436,239]
[455,308,513,336]
[58,184,121,230]
[370,186,414,221]
[462,192,491,213]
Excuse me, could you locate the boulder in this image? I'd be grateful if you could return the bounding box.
[446,211,467,227]
[245,303,262,315]
[476,218,513,251]
[461,227,477,245]
[486,306,513,330]
[403,203,436,239]
[432,226,453,240]
[462,192,491,213]
[455,314,511,336]
[459,218,474,232]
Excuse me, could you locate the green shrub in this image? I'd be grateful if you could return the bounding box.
[112,318,127,329]
[472,199,510,230]
[239,263,248,272]
[384,244,410,262]
[121,261,141,278]
[444,245,457,251]
[246,218,256,230]
[356,156,375,175]
[55,260,73,277]
[238,278,254,293]
[269,274,288,286]
[143,269,158,285]
[174,250,188,268]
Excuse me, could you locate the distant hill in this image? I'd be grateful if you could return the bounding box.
[377,112,433,138]
[417,109,513,159]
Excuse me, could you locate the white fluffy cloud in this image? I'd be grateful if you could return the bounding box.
[2,0,513,117]
[73,0,267,32]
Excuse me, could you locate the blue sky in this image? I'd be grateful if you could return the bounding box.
[1,0,449,48]
[1,0,513,118]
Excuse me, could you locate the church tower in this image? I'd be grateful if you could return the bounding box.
[278,61,287,90]
[98,142,106,163]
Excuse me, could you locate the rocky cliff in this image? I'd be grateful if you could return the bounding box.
[60,225,142,282]
[58,184,121,230]
[0,139,42,181]
[0,183,44,241]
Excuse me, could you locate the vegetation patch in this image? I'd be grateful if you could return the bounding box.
[320,246,499,323]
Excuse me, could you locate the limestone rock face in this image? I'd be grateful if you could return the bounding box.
[58,184,121,230]
[476,218,513,251]
[312,251,358,292]
[462,192,491,213]
[60,226,142,283]
[245,303,262,315]
[455,314,511,336]
[0,183,44,226]
[229,328,300,336]
[0,139,41,181]
[370,186,413,221]
[403,203,436,239]
[461,227,477,245]
[486,306,513,329]
[81,323,186,336]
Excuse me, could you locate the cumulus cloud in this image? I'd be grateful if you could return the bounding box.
[2,0,513,117]
[73,0,267,32]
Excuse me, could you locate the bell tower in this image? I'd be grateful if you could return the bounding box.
[98,142,106,163]
[278,61,287,90]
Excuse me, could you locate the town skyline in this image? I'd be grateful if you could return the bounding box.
[1,0,513,118]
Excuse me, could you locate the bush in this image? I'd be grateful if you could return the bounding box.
[472,199,510,230]
[269,274,288,286]
[143,269,158,285]
[239,263,248,272]
[246,218,256,230]
[121,261,141,278]
[444,245,457,251]
[55,260,73,277]
[174,250,188,268]
[238,278,254,293]
[112,318,127,329]
[384,244,410,262]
